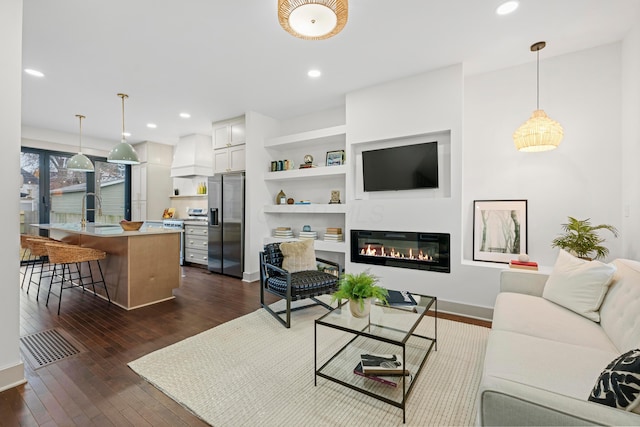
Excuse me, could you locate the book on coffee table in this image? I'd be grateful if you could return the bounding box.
[360,353,409,375]
[353,362,399,387]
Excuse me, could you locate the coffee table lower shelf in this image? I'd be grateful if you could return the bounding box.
[314,298,437,423]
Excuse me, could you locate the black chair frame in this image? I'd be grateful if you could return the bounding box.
[259,243,340,328]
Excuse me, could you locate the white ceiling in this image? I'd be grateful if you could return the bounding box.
[21,0,640,146]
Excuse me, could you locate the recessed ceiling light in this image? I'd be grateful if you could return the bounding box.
[24,68,45,77]
[308,69,322,78]
[496,1,519,15]
[147,123,157,129]
[179,112,191,118]
[122,132,131,137]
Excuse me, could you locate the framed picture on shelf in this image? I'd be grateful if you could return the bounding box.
[326,150,345,166]
[473,200,527,264]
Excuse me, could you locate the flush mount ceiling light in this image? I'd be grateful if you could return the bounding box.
[513,41,564,152]
[278,0,348,40]
[179,112,191,118]
[308,69,321,77]
[107,93,140,164]
[146,123,157,129]
[67,114,95,172]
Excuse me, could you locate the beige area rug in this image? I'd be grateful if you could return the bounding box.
[128,300,489,426]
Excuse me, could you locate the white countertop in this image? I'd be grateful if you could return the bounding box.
[35,223,183,237]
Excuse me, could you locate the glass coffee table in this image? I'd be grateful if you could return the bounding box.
[314,295,437,423]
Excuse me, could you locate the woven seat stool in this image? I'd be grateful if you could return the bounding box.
[45,242,111,315]
[23,237,56,299]
[21,234,47,289]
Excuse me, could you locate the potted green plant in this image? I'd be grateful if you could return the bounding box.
[330,271,388,318]
[551,216,619,260]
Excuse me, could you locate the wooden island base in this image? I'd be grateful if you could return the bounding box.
[44,225,182,310]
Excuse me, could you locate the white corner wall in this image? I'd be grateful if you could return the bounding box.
[621,21,640,260]
[464,43,623,267]
[0,0,26,391]
[345,65,501,316]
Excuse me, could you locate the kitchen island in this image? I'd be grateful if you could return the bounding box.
[36,223,182,310]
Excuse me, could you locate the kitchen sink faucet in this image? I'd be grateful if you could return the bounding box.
[81,192,103,227]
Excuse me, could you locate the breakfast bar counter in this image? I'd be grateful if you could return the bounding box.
[36,223,182,310]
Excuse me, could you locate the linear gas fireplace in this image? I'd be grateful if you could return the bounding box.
[351,229,450,273]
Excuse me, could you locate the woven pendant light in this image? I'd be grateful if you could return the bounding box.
[513,41,564,152]
[278,0,348,40]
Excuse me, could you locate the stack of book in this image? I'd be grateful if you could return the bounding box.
[298,230,318,240]
[299,164,315,169]
[273,227,294,239]
[324,227,343,242]
[509,260,539,271]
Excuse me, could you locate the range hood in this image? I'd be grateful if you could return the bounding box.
[170,134,214,177]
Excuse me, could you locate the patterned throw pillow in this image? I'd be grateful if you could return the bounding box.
[588,349,640,414]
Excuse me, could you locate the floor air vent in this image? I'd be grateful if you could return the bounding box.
[20,328,86,369]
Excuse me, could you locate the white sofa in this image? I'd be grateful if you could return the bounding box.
[478,258,640,426]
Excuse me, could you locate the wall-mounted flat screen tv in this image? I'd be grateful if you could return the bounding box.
[362,141,438,191]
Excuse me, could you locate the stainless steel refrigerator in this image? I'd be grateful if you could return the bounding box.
[208,172,245,278]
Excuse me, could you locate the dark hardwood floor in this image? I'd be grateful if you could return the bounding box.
[3,265,489,426]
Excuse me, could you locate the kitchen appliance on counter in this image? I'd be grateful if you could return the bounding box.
[208,173,245,278]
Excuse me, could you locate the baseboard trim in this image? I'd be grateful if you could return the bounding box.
[437,300,493,322]
[0,361,25,393]
[243,271,259,283]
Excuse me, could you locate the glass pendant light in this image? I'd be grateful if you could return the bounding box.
[67,114,95,172]
[107,93,140,164]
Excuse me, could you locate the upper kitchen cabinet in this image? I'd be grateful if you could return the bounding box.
[213,116,246,173]
[132,142,173,221]
[213,116,245,149]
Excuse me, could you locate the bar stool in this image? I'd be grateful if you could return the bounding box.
[20,234,52,288]
[45,242,111,314]
[24,237,56,299]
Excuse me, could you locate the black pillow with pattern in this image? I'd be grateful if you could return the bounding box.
[589,349,640,414]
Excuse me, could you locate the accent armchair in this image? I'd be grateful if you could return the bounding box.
[259,241,340,328]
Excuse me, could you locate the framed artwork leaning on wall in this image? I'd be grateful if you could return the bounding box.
[473,199,528,263]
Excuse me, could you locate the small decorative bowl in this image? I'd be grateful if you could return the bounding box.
[120,221,144,231]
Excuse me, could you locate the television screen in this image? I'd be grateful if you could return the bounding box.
[362,141,438,191]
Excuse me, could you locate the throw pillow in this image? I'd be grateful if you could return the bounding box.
[542,249,616,322]
[588,349,640,414]
[280,239,316,273]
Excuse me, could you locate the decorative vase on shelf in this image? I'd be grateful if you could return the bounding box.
[276,189,286,205]
[349,298,372,318]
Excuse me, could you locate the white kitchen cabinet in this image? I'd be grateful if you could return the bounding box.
[214,145,246,174]
[131,142,173,220]
[213,116,245,149]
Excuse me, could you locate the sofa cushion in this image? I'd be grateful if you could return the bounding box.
[599,259,640,353]
[280,239,316,273]
[542,249,616,322]
[492,292,618,352]
[588,348,640,414]
[483,330,618,401]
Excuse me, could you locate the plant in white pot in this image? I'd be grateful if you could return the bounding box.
[330,271,388,318]
[551,216,619,260]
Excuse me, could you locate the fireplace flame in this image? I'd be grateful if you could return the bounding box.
[360,245,434,262]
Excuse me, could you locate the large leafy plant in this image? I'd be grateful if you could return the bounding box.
[551,216,618,260]
[330,271,388,309]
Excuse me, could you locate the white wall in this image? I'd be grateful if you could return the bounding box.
[621,21,640,260]
[22,125,112,157]
[244,111,279,281]
[0,0,26,391]
[464,43,623,267]
[345,65,500,316]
